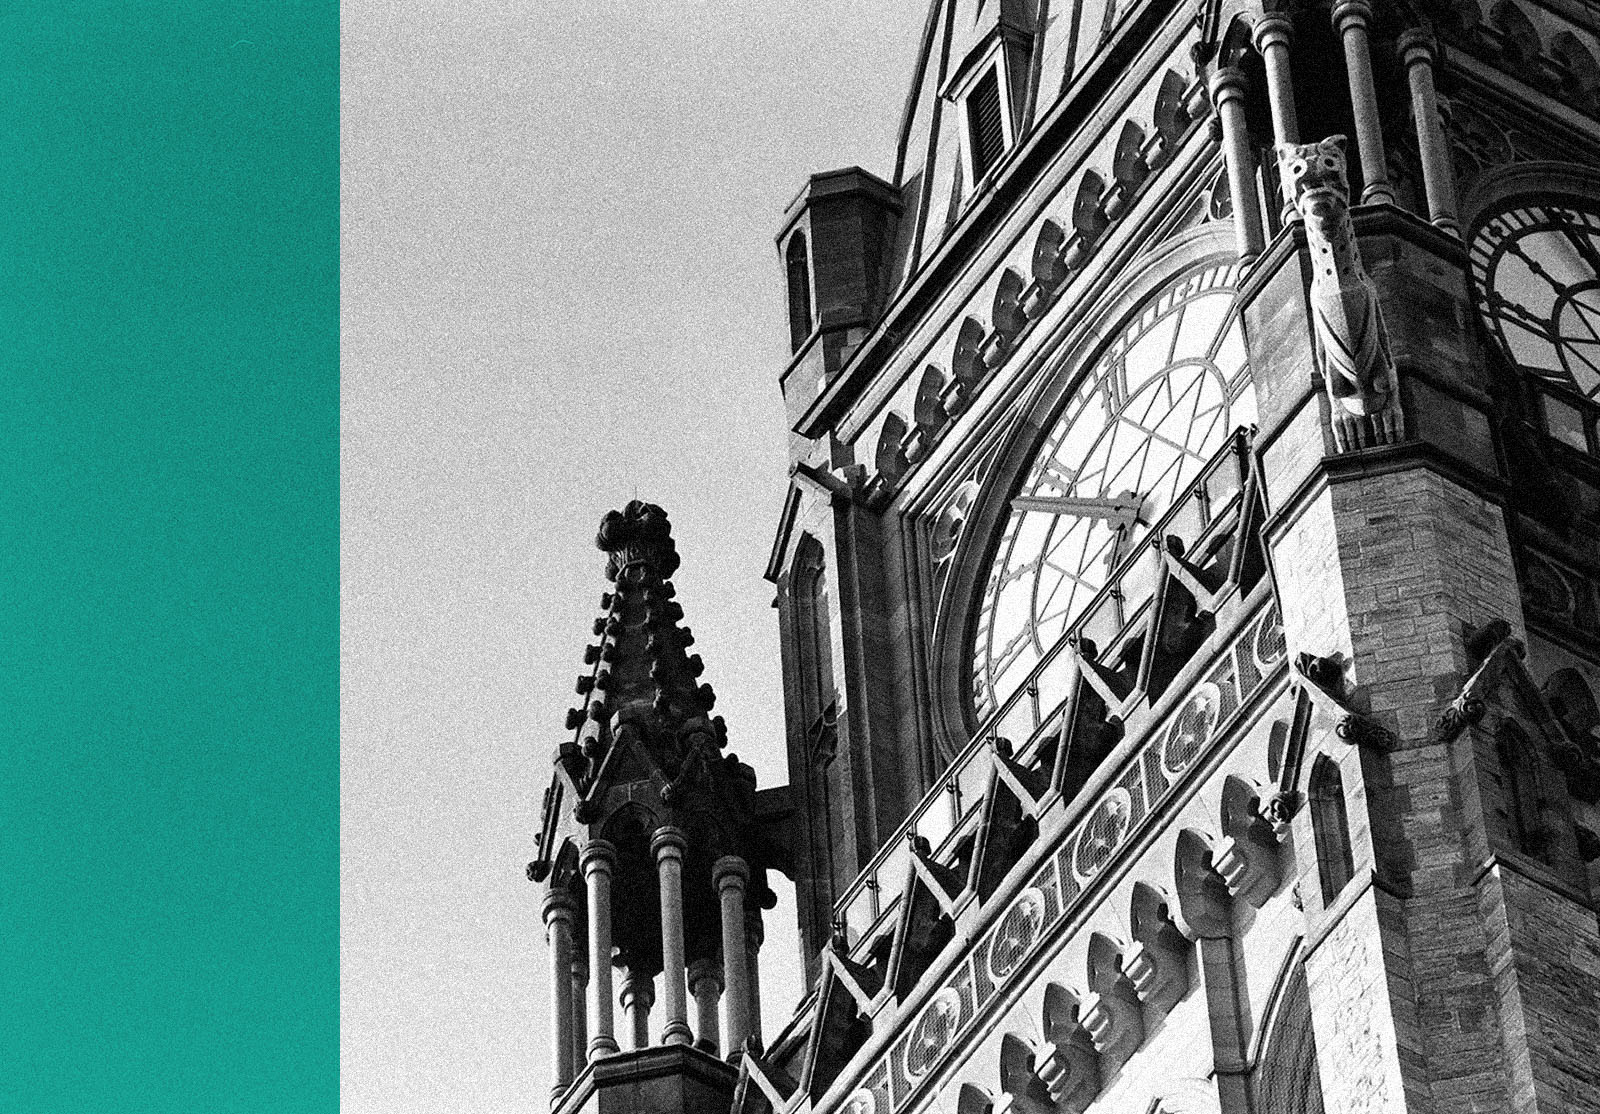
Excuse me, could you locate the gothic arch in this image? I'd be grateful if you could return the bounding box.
[1460,161,1600,229]
[952,315,989,389]
[1488,1,1543,75]
[913,365,950,435]
[1551,32,1600,111]
[1498,721,1550,855]
[791,533,834,720]
[1308,753,1355,905]
[1032,219,1070,288]
[786,233,814,352]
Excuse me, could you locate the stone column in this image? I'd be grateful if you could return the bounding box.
[581,839,620,1060]
[619,969,655,1051]
[745,908,765,1049]
[542,889,578,1103]
[1333,0,1396,205]
[1399,28,1460,235]
[715,856,753,1057]
[688,958,723,1055]
[569,957,588,1074]
[1209,67,1266,262]
[1253,14,1301,219]
[652,826,693,1046]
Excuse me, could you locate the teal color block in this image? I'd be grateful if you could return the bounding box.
[0,4,337,1110]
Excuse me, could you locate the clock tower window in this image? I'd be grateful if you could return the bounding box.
[966,69,1008,182]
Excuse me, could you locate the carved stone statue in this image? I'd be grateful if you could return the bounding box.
[1278,136,1404,451]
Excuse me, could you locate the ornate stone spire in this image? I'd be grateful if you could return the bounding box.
[530,502,789,1097]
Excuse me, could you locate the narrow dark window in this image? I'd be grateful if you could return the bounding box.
[796,540,840,894]
[785,234,812,351]
[967,68,1007,182]
[1310,755,1354,905]
[1499,725,1548,855]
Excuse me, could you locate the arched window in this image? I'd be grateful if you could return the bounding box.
[786,234,813,352]
[1251,963,1326,1113]
[1309,754,1355,905]
[1499,723,1548,855]
[794,538,834,723]
[793,537,843,902]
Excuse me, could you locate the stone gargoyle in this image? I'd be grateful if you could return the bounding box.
[1278,135,1404,452]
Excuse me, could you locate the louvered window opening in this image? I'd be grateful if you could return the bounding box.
[786,234,813,352]
[967,68,1007,182]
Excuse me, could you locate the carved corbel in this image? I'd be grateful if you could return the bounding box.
[979,331,1011,372]
[1032,985,1100,1113]
[1080,989,1142,1063]
[1123,917,1190,1013]
[1081,936,1144,1063]
[1433,632,1525,742]
[1294,651,1395,750]
[1260,788,1301,834]
[1212,832,1282,906]
[993,1033,1057,1114]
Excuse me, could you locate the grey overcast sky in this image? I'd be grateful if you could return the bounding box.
[341,3,929,1110]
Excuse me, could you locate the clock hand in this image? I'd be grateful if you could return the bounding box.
[1489,292,1561,344]
[1011,493,1143,522]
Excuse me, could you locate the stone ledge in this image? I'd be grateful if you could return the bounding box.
[556,1045,740,1114]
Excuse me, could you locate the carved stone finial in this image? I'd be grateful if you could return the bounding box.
[1277,136,1404,452]
[596,500,680,584]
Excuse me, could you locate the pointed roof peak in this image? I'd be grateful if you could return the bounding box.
[597,499,680,584]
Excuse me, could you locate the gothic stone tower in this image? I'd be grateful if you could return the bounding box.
[740,2,1600,1114]
[532,2,1600,1113]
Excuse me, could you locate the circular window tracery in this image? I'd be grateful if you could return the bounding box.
[969,260,1255,718]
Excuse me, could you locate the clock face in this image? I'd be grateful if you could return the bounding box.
[1471,197,1600,397]
[970,261,1255,717]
